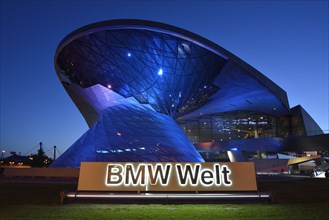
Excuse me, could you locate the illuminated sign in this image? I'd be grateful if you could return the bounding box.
[78,162,257,192]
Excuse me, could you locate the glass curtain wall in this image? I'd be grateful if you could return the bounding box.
[177,111,289,143]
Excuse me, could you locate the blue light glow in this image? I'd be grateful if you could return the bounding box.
[127,52,131,57]
[50,101,204,167]
[158,68,163,76]
[96,150,110,154]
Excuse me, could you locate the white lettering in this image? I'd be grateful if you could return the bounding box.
[105,163,232,188]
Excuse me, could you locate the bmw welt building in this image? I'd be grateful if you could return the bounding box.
[50,20,327,168]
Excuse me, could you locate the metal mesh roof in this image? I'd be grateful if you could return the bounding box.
[57,29,226,118]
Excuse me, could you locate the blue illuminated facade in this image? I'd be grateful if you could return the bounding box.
[52,86,203,167]
[50,20,325,168]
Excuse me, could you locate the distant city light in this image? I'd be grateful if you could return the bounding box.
[107,84,112,89]
[230,147,238,151]
[158,68,163,76]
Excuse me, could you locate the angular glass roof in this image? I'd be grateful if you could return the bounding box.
[57,29,226,118]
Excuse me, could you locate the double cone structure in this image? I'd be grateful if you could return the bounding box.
[51,20,324,168]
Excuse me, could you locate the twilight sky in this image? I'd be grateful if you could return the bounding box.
[0,0,328,157]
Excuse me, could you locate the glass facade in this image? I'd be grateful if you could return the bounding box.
[51,96,204,168]
[57,29,226,119]
[289,105,324,137]
[290,114,306,137]
[177,111,290,143]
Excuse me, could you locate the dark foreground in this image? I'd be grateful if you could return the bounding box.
[0,175,328,219]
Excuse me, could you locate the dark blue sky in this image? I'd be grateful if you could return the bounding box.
[1,0,328,157]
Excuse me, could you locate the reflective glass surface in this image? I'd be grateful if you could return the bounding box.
[177,111,289,143]
[51,98,204,168]
[57,29,226,118]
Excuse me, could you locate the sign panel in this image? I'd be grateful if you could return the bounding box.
[78,162,257,192]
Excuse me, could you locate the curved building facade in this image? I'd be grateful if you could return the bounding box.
[50,19,324,168]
